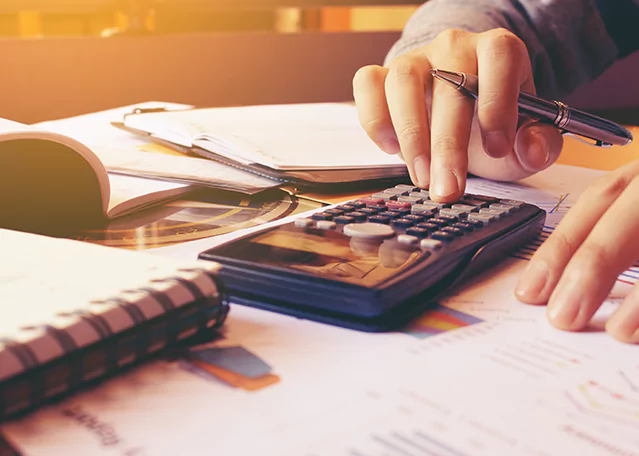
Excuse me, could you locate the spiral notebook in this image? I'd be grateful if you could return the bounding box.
[0,229,229,420]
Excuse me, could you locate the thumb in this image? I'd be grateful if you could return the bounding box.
[514,122,563,173]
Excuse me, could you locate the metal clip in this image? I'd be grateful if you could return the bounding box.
[560,131,613,148]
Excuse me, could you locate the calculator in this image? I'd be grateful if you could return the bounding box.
[199,185,545,332]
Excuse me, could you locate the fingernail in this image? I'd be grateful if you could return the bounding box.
[432,167,459,199]
[515,261,549,303]
[519,131,550,171]
[413,156,430,188]
[547,280,582,329]
[381,136,401,155]
[483,132,509,157]
[607,294,639,343]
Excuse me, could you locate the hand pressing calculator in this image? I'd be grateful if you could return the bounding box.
[199,185,545,331]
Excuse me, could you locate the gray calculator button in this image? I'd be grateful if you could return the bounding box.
[411,204,437,215]
[421,201,447,209]
[316,221,337,231]
[451,204,476,213]
[439,208,466,219]
[468,213,495,224]
[397,234,419,246]
[490,203,515,213]
[398,195,423,204]
[344,223,395,239]
[500,199,525,208]
[479,208,506,218]
[395,184,420,192]
[420,239,443,251]
[295,218,313,228]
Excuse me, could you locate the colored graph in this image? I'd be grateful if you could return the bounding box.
[404,305,484,339]
[565,378,639,427]
[181,345,280,391]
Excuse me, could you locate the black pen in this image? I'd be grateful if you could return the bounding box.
[430,68,633,147]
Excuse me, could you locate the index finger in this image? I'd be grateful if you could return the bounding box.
[384,53,432,188]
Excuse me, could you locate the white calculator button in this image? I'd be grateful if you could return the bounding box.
[420,239,443,251]
[316,221,337,231]
[397,234,419,246]
[295,218,314,228]
[344,223,395,240]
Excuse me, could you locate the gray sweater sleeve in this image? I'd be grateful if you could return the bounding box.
[385,0,625,98]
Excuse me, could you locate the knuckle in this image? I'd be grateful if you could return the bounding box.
[543,230,577,259]
[431,28,467,51]
[586,172,629,200]
[480,29,527,60]
[396,123,423,147]
[575,242,614,273]
[387,56,421,84]
[431,134,463,156]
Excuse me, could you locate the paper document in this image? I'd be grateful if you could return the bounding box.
[37,104,280,194]
[3,164,639,455]
[123,103,406,171]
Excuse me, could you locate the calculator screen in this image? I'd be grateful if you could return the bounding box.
[216,225,427,286]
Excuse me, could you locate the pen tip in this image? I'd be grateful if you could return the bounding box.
[429,69,438,76]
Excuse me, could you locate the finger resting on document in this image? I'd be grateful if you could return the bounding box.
[352,65,400,156]
[606,285,639,344]
[515,162,639,308]
[545,170,639,333]
[384,53,432,188]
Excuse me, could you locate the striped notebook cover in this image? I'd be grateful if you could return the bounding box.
[0,229,229,420]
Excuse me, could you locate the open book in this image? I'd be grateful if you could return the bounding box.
[0,118,198,233]
[121,103,409,187]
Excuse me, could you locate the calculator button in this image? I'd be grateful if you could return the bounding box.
[439,208,466,219]
[452,222,474,232]
[312,213,333,221]
[405,227,430,238]
[334,215,355,225]
[384,188,409,196]
[451,204,477,213]
[429,218,452,227]
[369,215,391,224]
[316,221,337,231]
[344,223,395,239]
[499,199,525,208]
[392,218,416,229]
[460,198,488,208]
[325,208,345,217]
[441,226,463,236]
[394,184,420,192]
[379,211,401,220]
[430,231,456,242]
[295,218,313,228]
[359,207,380,216]
[348,202,366,210]
[349,212,368,222]
[479,208,506,218]
[464,219,484,229]
[416,222,439,232]
[411,204,437,215]
[490,203,515,213]
[404,214,426,223]
[472,195,500,203]
[338,204,358,213]
[421,201,449,209]
[468,213,495,224]
[410,192,426,199]
[390,207,411,216]
[359,197,385,206]
[397,234,419,246]
[398,195,423,204]
[420,238,443,251]
[386,201,411,211]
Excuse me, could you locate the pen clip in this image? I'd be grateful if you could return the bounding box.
[123,107,170,120]
[560,131,613,148]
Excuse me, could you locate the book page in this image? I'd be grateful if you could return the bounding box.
[123,103,407,171]
[38,104,280,194]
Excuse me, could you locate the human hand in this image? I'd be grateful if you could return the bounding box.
[515,160,639,343]
[353,28,564,202]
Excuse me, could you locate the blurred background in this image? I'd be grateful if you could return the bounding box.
[1,0,638,124]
